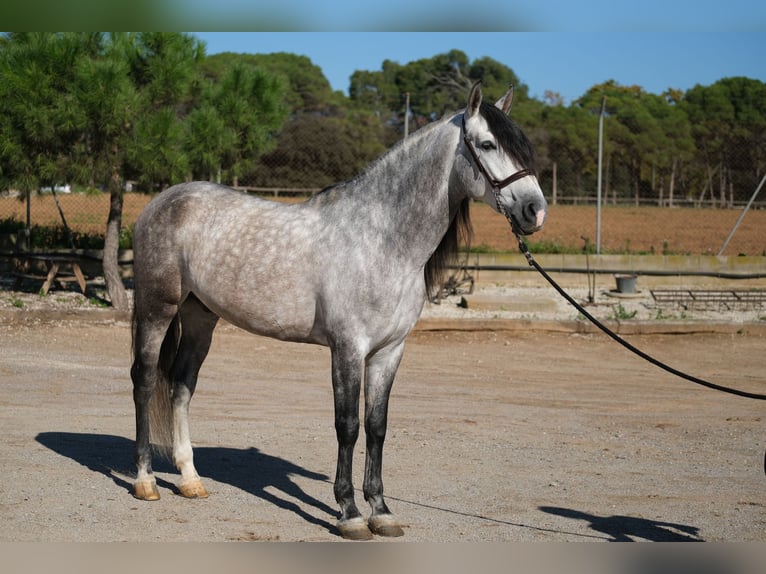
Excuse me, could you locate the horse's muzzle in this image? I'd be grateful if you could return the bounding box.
[510,201,547,236]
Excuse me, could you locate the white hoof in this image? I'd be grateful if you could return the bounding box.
[337,516,374,540]
[369,514,404,537]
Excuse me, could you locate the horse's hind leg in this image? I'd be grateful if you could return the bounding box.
[131,302,179,501]
[171,295,219,498]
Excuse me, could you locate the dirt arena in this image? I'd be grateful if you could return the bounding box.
[1,187,765,543]
[1,315,764,542]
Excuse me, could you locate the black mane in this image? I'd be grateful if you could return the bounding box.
[424,197,472,298]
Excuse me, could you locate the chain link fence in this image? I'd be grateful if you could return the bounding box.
[1,137,764,256]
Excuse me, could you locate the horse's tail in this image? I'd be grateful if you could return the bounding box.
[132,303,181,459]
[150,313,180,458]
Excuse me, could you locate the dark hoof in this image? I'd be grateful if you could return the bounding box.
[337,517,374,541]
[369,514,404,537]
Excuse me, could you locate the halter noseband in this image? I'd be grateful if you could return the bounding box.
[461,115,533,190]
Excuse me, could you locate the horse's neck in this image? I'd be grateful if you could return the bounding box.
[306,117,461,267]
[353,118,459,217]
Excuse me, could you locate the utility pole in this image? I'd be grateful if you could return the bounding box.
[596,96,606,255]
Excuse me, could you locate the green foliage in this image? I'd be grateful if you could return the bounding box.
[349,48,527,127]
[0,33,97,194]
[612,303,637,320]
[0,217,131,249]
[202,52,336,112]
[1,34,765,214]
[247,110,393,188]
[0,217,24,234]
[682,77,766,200]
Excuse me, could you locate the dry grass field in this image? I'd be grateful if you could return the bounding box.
[1,192,764,256]
[470,202,766,256]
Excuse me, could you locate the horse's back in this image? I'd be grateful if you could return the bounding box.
[136,182,269,233]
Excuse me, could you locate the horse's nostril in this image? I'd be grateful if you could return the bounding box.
[523,201,546,230]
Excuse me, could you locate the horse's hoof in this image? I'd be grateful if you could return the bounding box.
[133,481,160,501]
[337,517,374,541]
[178,480,209,499]
[369,514,404,537]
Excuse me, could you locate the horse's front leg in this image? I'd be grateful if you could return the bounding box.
[363,341,406,537]
[330,344,373,540]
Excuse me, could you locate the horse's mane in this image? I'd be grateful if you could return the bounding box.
[424,196,472,298]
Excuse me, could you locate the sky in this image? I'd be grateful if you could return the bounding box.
[3,0,765,34]
[193,32,766,105]
[181,1,766,32]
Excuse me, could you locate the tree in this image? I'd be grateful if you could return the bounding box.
[124,32,204,191]
[642,91,694,206]
[185,102,233,183]
[209,62,288,186]
[78,32,203,310]
[247,109,392,188]
[0,33,98,245]
[201,52,338,113]
[577,81,664,204]
[542,103,599,199]
[73,33,140,310]
[349,50,529,134]
[683,77,766,206]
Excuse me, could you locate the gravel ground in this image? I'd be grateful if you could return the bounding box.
[1,271,765,543]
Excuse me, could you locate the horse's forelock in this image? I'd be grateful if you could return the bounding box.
[479,101,537,175]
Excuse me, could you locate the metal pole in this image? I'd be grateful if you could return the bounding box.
[25,188,31,251]
[717,171,766,256]
[403,92,410,139]
[596,96,606,255]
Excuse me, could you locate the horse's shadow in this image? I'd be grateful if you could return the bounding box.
[539,505,703,542]
[35,432,337,533]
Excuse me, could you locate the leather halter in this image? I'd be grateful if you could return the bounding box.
[461,114,535,235]
[461,114,532,190]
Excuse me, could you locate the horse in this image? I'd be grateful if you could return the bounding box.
[130,82,547,540]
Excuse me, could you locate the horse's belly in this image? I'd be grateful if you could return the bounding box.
[206,289,320,343]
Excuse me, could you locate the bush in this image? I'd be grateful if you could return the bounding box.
[0,217,134,250]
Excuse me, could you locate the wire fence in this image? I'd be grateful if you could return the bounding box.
[1,137,764,256]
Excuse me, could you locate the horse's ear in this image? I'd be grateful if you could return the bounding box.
[495,85,514,115]
[467,81,482,118]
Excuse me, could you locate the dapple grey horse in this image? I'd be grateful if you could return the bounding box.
[130,82,547,540]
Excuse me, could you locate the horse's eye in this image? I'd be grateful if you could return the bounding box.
[480,141,497,151]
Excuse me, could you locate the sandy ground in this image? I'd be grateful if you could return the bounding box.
[1,288,765,542]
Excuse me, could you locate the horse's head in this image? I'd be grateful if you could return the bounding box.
[460,82,547,236]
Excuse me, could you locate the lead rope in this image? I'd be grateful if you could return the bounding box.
[512,231,766,402]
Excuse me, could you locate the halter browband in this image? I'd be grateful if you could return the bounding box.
[461,115,532,190]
